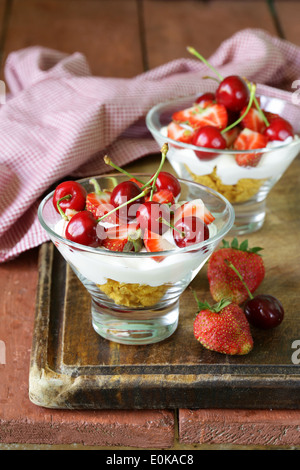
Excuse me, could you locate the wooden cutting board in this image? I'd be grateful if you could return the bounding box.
[29,241,300,410]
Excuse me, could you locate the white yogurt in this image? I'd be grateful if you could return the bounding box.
[161,127,300,185]
[53,219,217,286]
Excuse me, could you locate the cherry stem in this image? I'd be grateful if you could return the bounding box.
[97,144,169,223]
[225,260,254,300]
[243,77,270,127]
[221,83,256,135]
[159,217,185,236]
[89,178,103,196]
[104,156,145,185]
[187,46,223,81]
[57,194,72,220]
[148,143,168,201]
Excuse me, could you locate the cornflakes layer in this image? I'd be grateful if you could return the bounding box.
[97,278,167,307]
[186,166,265,203]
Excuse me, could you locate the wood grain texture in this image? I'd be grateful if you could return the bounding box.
[29,155,300,410]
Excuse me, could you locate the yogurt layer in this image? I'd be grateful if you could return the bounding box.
[53,219,217,287]
[161,127,300,185]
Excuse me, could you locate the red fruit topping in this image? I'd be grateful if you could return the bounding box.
[263,116,294,141]
[154,171,181,198]
[147,189,175,205]
[65,211,99,247]
[143,229,174,262]
[136,201,170,235]
[53,181,87,214]
[191,125,227,160]
[86,191,111,217]
[195,92,215,107]
[240,106,266,133]
[174,199,215,226]
[233,128,268,167]
[101,223,141,252]
[173,216,209,248]
[172,103,228,130]
[110,180,145,221]
[167,121,195,144]
[216,75,249,112]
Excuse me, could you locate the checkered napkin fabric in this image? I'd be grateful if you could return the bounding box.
[1,28,300,262]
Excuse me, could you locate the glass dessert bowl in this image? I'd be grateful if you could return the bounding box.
[146,93,300,235]
[38,169,234,345]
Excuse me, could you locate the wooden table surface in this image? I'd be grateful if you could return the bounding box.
[1,0,300,450]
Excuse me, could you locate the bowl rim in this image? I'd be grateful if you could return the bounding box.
[38,173,235,257]
[146,93,300,155]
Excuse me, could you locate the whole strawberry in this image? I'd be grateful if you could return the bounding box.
[207,238,265,305]
[193,297,253,355]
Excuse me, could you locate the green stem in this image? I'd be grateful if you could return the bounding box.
[221,83,257,134]
[187,46,223,81]
[96,188,149,223]
[149,143,168,201]
[226,261,254,300]
[57,194,72,220]
[89,178,103,195]
[253,95,270,127]
[104,155,145,185]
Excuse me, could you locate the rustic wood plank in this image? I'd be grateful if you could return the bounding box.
[143,0,277,68]
[29,153,300,410]
[275,0,300,46]
[1,0,143,78]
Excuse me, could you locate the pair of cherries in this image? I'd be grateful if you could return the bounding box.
[192,76,293,160]
[53,171,207,249]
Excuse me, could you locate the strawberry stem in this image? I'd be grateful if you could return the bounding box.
[221,83,256,135]
[226,261,254,300]
[187,46,223,81]
[191,289,231,312]
[57,194,72,220]
[104,155,146,185]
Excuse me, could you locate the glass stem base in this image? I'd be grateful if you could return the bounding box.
[230,199,266,236]
[91,299,179,345]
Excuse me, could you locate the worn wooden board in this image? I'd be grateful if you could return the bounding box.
[29,156,300,410]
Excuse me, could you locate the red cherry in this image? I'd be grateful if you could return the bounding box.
[110,180,145,221]
[136,201,170,235]
[53,181,87,214]
[195,92,215,107]
[65,211,99,247]
[154,172,181,198]
[244,294,284,330]
[263,117,294,142]
[192,125,227,160]
[173,216,209,248]
[216,76,249,112]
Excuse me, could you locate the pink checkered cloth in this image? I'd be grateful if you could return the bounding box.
[1,28,300,262]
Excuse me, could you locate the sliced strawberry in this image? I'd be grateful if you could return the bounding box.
[95,201,119,225]
[143,229,174,262]
[173,199,215,226]
[65,208,79,219]
[102,223,141,252]
[86,191,111,217]
[167,121,195,144]
[233,128,268,167]
[172,103,228,130]
[240,107,266,133]
[222,127,240,148]
[146,189,175,204]
[130,178,144,189]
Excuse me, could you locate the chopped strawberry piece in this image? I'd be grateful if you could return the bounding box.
[65,208,79,219]
[146,189,175,204]
[95,202,118,225]
[86,191,111,217]
[130,178,144,188]
[167,122,195,144]
[173,199,215,226]
[222,127,240,147]
[240,107,266,133]
[143,229,174,262]
[172,103,228,130]
[233,128,268,167]
[102,223,141,252]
